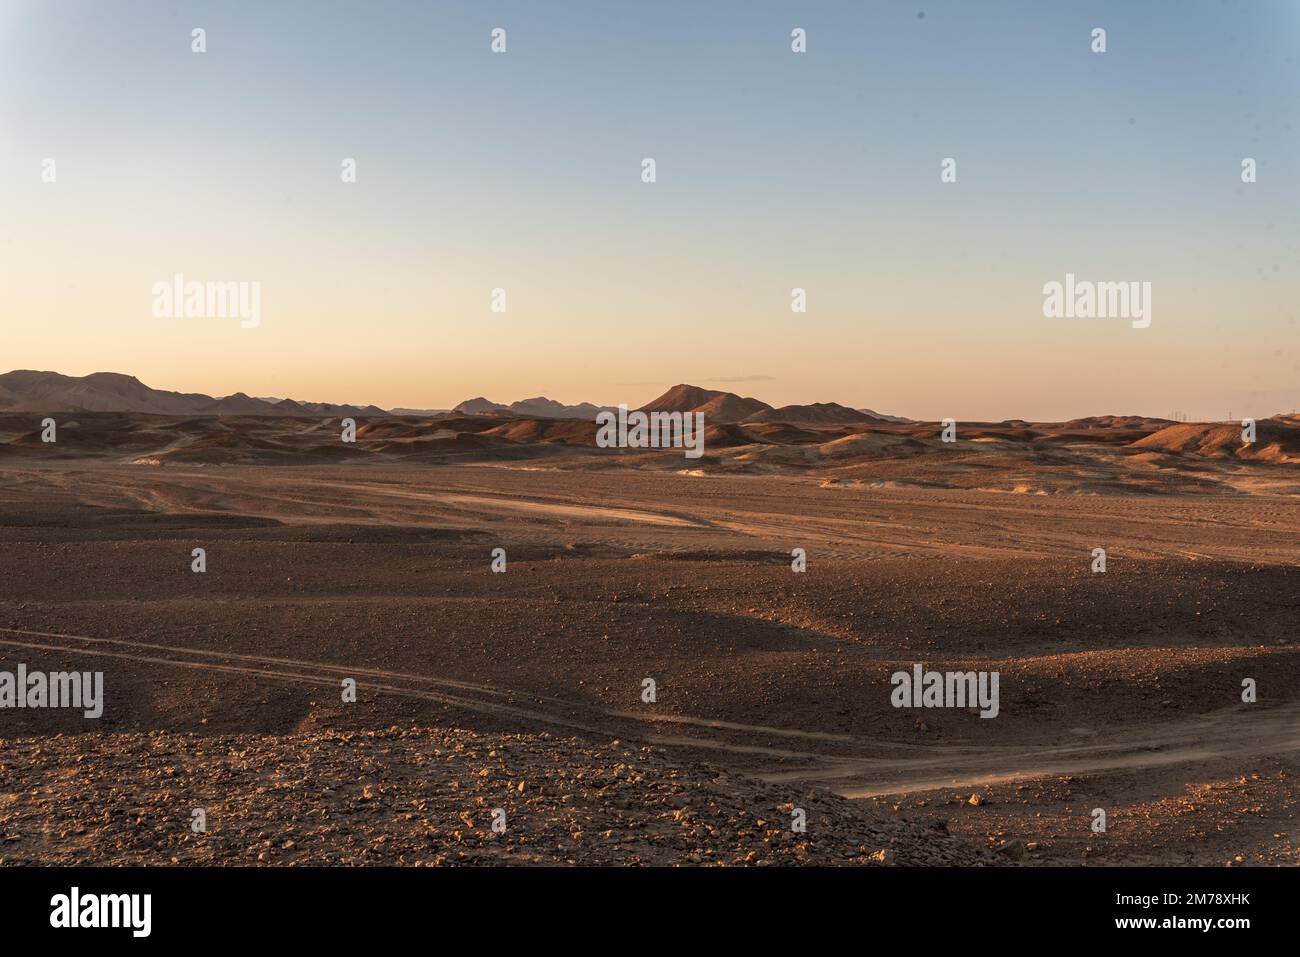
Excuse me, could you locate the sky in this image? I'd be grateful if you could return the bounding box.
[1,0,1297,421]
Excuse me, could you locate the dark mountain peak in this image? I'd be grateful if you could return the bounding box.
[639,384,724,413]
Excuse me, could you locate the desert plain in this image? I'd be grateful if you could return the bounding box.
[0,390,1298,866]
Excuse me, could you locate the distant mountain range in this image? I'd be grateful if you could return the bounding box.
[451,385,912,425]
[632,385,909,425]
[0,371,386,417]
[452,396,614,419]
[0,370,914,424]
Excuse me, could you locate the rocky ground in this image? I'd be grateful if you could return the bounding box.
[0,726,992,866]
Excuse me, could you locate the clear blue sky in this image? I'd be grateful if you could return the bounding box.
[2,0,1297,419]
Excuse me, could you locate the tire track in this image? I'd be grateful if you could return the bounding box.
[4,626,1297,801]
[0,628,614,737]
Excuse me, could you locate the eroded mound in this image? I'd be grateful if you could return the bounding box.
[1128,419,1300,463]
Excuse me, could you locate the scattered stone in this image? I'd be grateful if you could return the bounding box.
[0,727,993,866]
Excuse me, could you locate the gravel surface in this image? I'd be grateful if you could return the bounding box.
[0,726,993,866]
